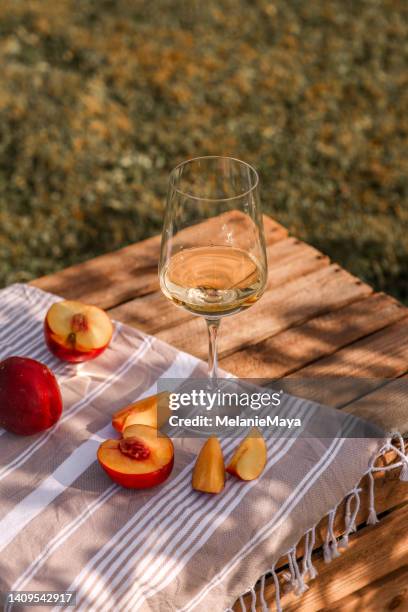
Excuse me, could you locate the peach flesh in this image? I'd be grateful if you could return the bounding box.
[98,425,174,489]
[112,392,171,433]
[226,428,267,481]
[192,437,225,494]
[44,300,113,363]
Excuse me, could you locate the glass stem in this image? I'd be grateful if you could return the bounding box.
[206,318,220,382]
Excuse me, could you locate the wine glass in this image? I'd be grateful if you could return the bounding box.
[159,156,267,382]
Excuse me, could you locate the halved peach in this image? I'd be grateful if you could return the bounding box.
[192,436,225,494]
[112,392,171,433]
[97,424,174,489]
[45,300,113,363]
[226,428,267,481]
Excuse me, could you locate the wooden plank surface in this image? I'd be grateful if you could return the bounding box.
[279,317,408,412]
[292,316,408,380]
[221,293,406,378]
[30,212,287,309]
[108,237,329,334]
[343,374,408,435]
[327,564,408,611]
[156,265,373,359]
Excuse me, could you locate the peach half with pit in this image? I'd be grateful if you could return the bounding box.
[97,424,174,489]
[44,300,113,363]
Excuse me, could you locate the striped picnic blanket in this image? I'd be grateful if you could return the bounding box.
[0,284,386,611]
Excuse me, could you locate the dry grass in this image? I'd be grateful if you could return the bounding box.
[0,0,407,301]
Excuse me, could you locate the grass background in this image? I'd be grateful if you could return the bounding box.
[0,0,407,301]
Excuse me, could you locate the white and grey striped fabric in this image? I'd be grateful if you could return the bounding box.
[0,284,384,611]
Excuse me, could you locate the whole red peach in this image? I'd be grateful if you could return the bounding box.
[0,357,63,435]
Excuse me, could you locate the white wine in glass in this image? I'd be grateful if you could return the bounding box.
[162,245,265,316]
[159,156,267,380]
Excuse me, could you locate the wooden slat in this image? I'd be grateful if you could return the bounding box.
[343,374,408,437]
[156,265,372,360]
[221,293,406,378]
[277,502,408,611]
[108,237,329,334]
[30,213,287,309]
[327,564,408,611]
[293,316,408,379]
[278,317,408,411]
[31,233,161,309]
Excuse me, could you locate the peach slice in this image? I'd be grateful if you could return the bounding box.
[192,436,225,494]
[226,428,267,481]
[97,424,174,489]
[112,392,171,433]
[45,300,113,362]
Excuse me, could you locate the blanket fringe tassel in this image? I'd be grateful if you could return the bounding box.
[228,432,407,611]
